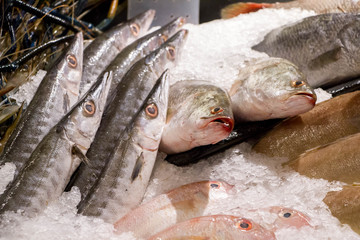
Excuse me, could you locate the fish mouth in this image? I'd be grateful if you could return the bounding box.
[200,116,234,132]
[294,92,317,105]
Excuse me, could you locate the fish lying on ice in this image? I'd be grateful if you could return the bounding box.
[229,57,316,122]
[113,180,235,238]
[323,185,360,234]
[286,132,360,184]
[0,32,83,181]
[79,9,155,96]
[148,215,276,240]
[159,80,234,154]
[252,13,360,88]
[0,71,112,217]
[103,16,185,106]
[252,91,360,161]
[77,69,169,223]
[221,0,360,19]
[66,30,189,204]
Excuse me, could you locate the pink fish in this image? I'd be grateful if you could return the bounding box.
[147,215,276,240]
[268,206,312,230]
[114,180,235,238]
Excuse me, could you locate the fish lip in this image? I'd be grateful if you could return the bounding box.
[199,116,234,132]
[294,92,317,105]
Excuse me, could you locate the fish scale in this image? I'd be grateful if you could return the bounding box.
[0,32,83,180]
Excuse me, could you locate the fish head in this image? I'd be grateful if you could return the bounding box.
[64,71,112,152]
[205,180,236,199]
[146,29,189,75]
[268,206,312,230]
[135,70,170,152]
[224,216,277,239]
[250,58,316,118]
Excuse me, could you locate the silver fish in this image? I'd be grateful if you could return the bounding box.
[77,69,169,223]
[160,80,234,154]
[0,32,83,179]
[0,71,112,217]
[229,58,316,122]
[252,13,360,88]
[79,9,155,96]
[67,30,189,205]
[104,16,185,106]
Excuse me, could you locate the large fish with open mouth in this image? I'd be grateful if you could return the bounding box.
[221,0,360,19]
[252,13,360,88]
[66,30,189,203]
[148,215,276,240]
[0,32,83,180]
[229,58,316,122]
[114,180,235,238]
[0,71,112,217]
[160,80,234,154]
[253,91,360,161]
[77,69,169,223]
[79,9,155,96]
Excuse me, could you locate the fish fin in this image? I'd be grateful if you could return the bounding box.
[308,47,343,70]
[221,2,273,19]
[71,145,92,167]
[131,152,144,182]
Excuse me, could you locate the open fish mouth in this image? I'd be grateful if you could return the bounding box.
[294,92,317,105]
[200,116,234,132]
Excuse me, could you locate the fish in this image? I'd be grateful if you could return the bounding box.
[286,132,360,184]
[323,185,360,234]
[0,71,112,217]
[79,9,155,97]
[66,30,189,205]
[252,13,360,88]
[103,16,185,106]
[229,57,316,122]
[165,119,282,166]
[159,80,234,154]
[76,69,169,223]
[147,215,276,240]
[113,180,235,238]
[252,90,360,161]
[221,0,360,19]
[0,32,83,180]
[267,206,312,230]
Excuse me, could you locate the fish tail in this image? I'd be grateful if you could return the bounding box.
[221,2,273,19]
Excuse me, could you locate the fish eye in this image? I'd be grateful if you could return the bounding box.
[283,212,292,218]
[160,35,168,44]
[236,219,252,231]
[66,54,77,68]
[130,23,140,36]
[209,182,220,189]
[83,100,96,116]
[145,103,158,118]
[211,107,223,114]
[166,46,176,60]
[291,80,305,88]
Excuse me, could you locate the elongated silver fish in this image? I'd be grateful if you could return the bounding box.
[79,9,155,96]
[114,180,235,238]
[229,58,316,122]
[147,215,276,240]
[0,32,83,179]
[252,13,360,88]
[67,30,188,205]
[77,69,169,223]
[0,71,112,217]
[104,16,185,106]
[160,80,234,154]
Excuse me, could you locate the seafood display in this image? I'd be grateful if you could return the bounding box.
[1,2,360,240]
[252,13,360,88]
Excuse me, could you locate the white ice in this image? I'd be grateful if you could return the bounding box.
[0,7,358,240]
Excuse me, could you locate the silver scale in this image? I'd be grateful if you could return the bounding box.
[128,0,200,27]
